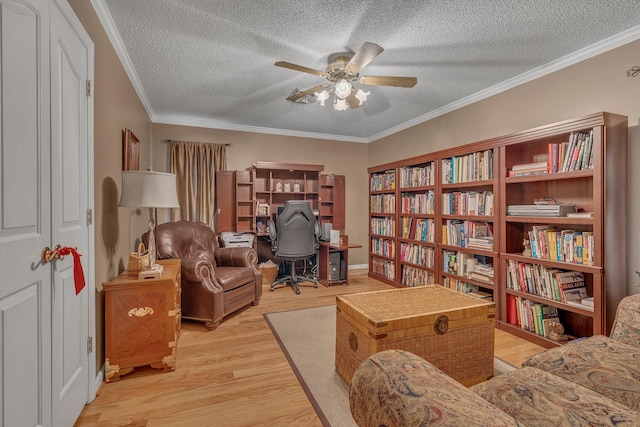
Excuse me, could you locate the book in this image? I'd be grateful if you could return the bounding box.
[566,211,594,218]
[565,296,594,311]
[511,161,549,171]
[538,305,559,337]
[507,294,519,325]
[563,286,588,302]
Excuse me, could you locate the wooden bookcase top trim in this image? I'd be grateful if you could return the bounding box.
[253,161,324,172]
[369,112,624,174]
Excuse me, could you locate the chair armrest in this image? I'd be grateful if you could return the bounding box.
[194,260,223,293]
[610,294,640,348]
[350,349,518,426]
[267,220,277,250]
[214,246,259,273]
[314,220,321,239]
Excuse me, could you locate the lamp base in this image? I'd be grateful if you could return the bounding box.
[138,263,164,279]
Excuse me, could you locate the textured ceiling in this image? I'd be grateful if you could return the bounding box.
[95,0,640,142]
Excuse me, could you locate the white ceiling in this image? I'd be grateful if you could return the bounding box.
[95,0,640,143]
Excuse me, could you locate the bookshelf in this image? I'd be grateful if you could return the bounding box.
[319,173,345,231]
[235,170,255,233]
[498,112,627,347]
[439,147,498,303]
[367,112,628,349]
[253,162,323,235]
[397,160,438,287]
[368,168,397,283]
[215,163,345,236]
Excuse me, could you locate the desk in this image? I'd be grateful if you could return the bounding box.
[318,240,362,286]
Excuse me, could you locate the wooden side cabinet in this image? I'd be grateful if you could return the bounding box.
[104,259,181,382]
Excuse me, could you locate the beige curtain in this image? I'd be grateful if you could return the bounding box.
[170,141,226,227]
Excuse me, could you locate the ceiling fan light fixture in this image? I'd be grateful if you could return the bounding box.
[333,98,349,111]
[334,79,352,99]
[355,89,370,105]
[276,42,416,111]
[314,90,330,106]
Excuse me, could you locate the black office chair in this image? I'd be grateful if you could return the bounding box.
[267,200,320,294]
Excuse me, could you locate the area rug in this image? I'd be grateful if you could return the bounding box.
[264,305,516,427]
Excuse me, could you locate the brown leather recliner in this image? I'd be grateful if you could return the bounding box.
[144,221,262,330]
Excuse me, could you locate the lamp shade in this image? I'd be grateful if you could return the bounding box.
[119,170,180,208]
[334,79,352,99]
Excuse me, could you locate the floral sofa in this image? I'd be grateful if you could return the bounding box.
[349,293,640,426]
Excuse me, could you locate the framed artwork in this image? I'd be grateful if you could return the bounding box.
[122,128,140,170]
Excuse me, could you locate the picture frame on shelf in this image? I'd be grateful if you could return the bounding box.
[123,128,140,171]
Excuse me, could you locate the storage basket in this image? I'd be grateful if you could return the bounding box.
[335,286,496,386]
[127,242,150,271]
[258,260,278,285]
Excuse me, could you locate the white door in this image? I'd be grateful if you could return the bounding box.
[0,1,52,425]
[49,2,93,425]
[0,0,94,426]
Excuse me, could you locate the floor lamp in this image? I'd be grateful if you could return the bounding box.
[119,170,180,279]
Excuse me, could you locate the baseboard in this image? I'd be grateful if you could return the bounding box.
[494,356,517,375]
[90,363,105,403]
[348,264,368,270]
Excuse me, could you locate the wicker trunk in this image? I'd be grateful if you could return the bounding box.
[335,285,496,386]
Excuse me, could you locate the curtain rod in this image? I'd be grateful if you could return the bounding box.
[162,139,232,147]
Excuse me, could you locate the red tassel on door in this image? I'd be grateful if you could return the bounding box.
[59,247,86,295]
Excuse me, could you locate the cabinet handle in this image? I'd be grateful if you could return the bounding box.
[128,307,154,317]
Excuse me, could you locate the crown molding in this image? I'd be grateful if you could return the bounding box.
[368,24,640,142]
[151,114,368,143]
[91,0,155,119]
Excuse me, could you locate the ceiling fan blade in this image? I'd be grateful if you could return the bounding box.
[360,75,417,88]
[286,84,330,102]
[275,61,326,77]
[346,92,361,109]
[345,42,383,73]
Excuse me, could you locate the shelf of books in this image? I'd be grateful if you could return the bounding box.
[439,147,498,301]
[369,168,397,284]
[368,112,627,349]
[398,160,437,286]
[498,112,628,347]
[502,255,600,347]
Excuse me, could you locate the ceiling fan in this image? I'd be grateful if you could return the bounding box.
[275,42,417,111]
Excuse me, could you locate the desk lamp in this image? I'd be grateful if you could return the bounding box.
[119,169,179,279]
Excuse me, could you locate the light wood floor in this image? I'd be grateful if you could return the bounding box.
[75,270,545,426]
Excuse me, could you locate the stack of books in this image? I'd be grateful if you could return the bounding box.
[508,161,549,177]
[555,271,589,306]
[507,204,577,217]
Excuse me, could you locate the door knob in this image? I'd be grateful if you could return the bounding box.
[41,244,63,264]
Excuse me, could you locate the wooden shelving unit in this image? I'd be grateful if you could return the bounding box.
[319,173,345,230]
[497,112,628,347]
[368,167,397,284]
[253,162,323,236]
[367,112,628,349]
[397,159,438,287]
[438,146,498,305]
[215,162,345,236]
